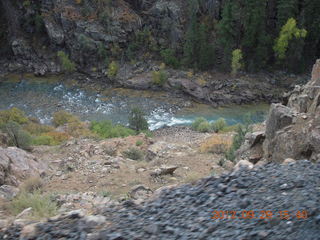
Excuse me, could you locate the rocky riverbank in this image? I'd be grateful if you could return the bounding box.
[1,58,320,238]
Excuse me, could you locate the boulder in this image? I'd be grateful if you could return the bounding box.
[43,19,65,45]
[233,160,254,172]
[262,60,320,162]
[150,165,178,176]
[129,185,153,200]
[236,131,265,163]
[0,147,46,186]
[283,158,296,165]
[0,185,19,200]
[265,104,295,140]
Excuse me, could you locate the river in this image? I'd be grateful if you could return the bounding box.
[0,74,269,130]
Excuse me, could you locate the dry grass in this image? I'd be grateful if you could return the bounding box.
[184,172,202,184]
[20,176,44,193]
[199,135,232,154]
[10,191,58,219]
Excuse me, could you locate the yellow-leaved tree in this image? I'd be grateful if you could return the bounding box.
[274,18,307,60]
[231,49,244,76]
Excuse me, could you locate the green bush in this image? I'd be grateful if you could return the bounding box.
[24,122,54,136]
[57,51,76,72]
[0,107,29,127]
[191,117,207,131]
[197,121,211,133]
[2,121,32,150]
[52,111,79,127]
[211,118,227,133]
[91,120,135,139]
[152,70,168,86]
[122,147,144,160]
[32,135,57,146]
[10,191,58,219]
[107,61,119,78]
[136,140,143,146]
[160,49,179,68]
[128,108,149,132]
[225,124,247,162]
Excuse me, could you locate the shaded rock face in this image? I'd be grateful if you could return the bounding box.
[0,147,46,186]
[263,60,320,162]
[1,0,186,75]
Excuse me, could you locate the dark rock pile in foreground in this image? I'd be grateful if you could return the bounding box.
[1,161,320,240]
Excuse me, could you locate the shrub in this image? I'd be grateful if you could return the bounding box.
[24,122,54,136]
[122,147,144,160]
[225,124,247,162]
[66,120,94,138]
[42,131,70,144]
[160,49,179,68]
[52,111,79,127]
[57,51,76,72]
[128,108,149,132]
[191,117,207,131]
[91,121,135,139]
[152,70,168,86]
[10,191,58,219]
[3,121,32,150]
[211,118,227,133]
[107,61,119,78]
[136,140,143,146]
[0,107,29,127]
[20,176,44,193]
[200,135,232,154]
[32,135,56,146]
[197,121,211,133]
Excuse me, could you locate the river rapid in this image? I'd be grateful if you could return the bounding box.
[0,74,269,130]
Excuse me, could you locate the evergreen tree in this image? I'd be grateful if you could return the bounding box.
[242,0,271,71]
[128,107,149,132]
[198,23,214,70]
[183,0,199,68]
[277,0,299,29]
[217,0,241,70]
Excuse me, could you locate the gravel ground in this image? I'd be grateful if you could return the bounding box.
[1,161,319,240]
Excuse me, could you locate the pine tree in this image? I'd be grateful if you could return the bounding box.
[183,0,199,68]
[277,0,299,29]
[198,23,214,70]
[242,0,271,71]
[217,0,241,70]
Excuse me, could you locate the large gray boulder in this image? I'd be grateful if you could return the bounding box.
[265,104,295,140]
[262,60,320,162]
[0,147,46,186]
